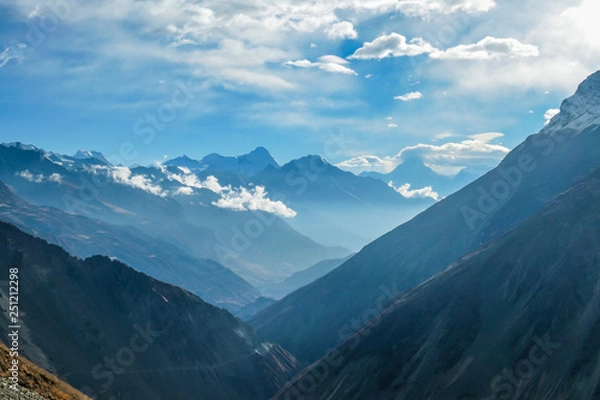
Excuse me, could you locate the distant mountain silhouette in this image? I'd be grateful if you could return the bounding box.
[251,70,600,364]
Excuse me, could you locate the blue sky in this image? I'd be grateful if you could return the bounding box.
[0,0,599,175]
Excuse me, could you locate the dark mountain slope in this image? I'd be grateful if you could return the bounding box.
[262,255,354,300]
[276,167,600,400]
[0,180,258,310]
[251,70,600,363]
[0,222,299,400]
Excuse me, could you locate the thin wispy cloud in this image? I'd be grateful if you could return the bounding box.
[394,92,423,102]
[285,56,358,75]
[430,37,539,60]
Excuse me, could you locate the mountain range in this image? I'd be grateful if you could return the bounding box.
[360,156,481,198]
[1,67,599,400]
[0,143,351,290]
[0,222,299,399]
[0,180,258,310]
[275,165,600,400]
[250,70,600,364]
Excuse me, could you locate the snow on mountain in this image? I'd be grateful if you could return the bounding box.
[543,70,600,134]
[73,150,111,165]
[165,146,279,176]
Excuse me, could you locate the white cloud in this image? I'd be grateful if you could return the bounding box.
[348,33,436,60]
[389,182,440,201]
[284,56,358,75]
[430,36,539,60]
[395,0,496,18]
[174,186,194,196]
[394,91,423,102]
[213,186,297,218]
[110,166,167,197]
[432,132,456,141]
[337,155,393,171]
[163,167,296,217]
[164,169,226,193]
[336,133,509,174]
[15,170,63,184]
[388,123,398,128]
[544,108,560,125]
[325,21,358,40]
[48,173,63,184]
[468,132,504,143]
[422,1,600,95]
[318,55,350,65]
[16,170,44,183]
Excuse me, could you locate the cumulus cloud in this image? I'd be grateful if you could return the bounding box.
[284,55,358,75]
[16,170,63,184]
[388,123,399,128]
[388,182,440,201]
[174,186,194,196]
[430,36,539,60]
[16,170,44,183]
[325,21,358,40]
[336,133,509,174]
[110,166,167,197]
[349,34,538,64]
[395,0,496,18]
[348,33,436,60]
[394,91,423,102]
[213,186,297,218]
[544,108,560,125]
[48,173,63,184]
[163,167,296,217]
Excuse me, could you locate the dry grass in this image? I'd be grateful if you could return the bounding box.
[0,342,91,400]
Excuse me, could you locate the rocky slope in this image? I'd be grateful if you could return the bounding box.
[251,70,600,364]
[0,180,258,310]
[0,222,299,399]
[275,167,600,400]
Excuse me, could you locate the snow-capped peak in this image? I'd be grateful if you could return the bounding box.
[543,70,600,134]
[73,150,111,165]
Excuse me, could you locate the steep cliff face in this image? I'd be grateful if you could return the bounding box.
[0,222,299,400]
[275,167,600,400]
